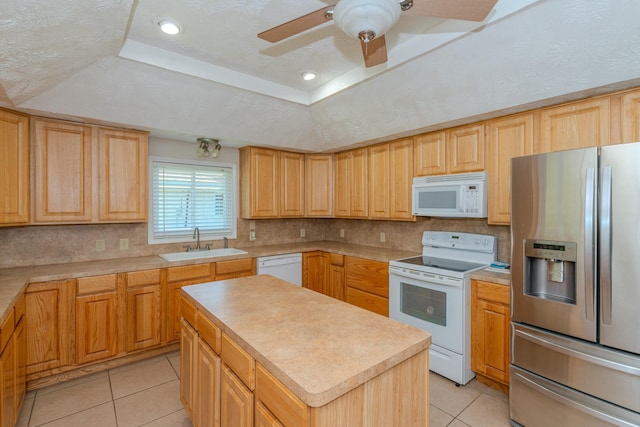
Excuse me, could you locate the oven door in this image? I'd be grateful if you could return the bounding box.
[389,266,464,354]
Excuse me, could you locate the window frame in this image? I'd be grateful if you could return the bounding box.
[147,156,238,245]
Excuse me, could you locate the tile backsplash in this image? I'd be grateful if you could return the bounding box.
[0,218,510,268]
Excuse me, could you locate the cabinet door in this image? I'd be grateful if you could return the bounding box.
[302,251,328,295]
[0,109,29,225]
[166,264,213,343]
[350,148,368,217]
[197,339,221,427]
[76,290,118,364]
[25,280,75,375]
[471,280,510,388]
[485,113,534,225]
[620,88,640,143]
[13,318,25,420]
[333,152,350,217]
[413,131,447,176]
[180,319,198,420]
[240,147,279,218]
[328,265,345,301]
[0,331,15,427]
[33,119,93,222]
[126,284,161,352]
[305,154,333,217]
[280,151,304,217]
[368,144,390,219]
[389,138,414,220]
[97,127,148,221]
[448,123,485,173]
[220,364,254,427]
[535,97,610,153]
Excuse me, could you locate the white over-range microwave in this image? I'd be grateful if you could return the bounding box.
[412,172,488,218]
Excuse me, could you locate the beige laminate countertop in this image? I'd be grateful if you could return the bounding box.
[0,241,419,327]
[470,268,511,286]
[183,275,431,407]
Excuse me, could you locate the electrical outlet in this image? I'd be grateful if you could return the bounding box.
[340,229,345,238]
[300,228,306,238]
[380,232,386,243]
[249,230,256,241]
[96,239,106,252]
[249,220,256,230]
[119,238,129,250]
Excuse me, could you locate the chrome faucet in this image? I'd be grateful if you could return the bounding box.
[193,227,201,250]
[223,237,229,249]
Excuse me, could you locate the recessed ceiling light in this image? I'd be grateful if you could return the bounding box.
[301,71,317,81]
[158,20,181,35]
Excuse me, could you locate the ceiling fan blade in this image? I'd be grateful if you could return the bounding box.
[361,36,388,68]
[404,0,498,22]
[258,6,335,43]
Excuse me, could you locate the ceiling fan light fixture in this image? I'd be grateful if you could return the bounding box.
[333,0,401,42]
[197,138,221,158]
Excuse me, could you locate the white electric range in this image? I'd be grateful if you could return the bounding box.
[389,231,497,385]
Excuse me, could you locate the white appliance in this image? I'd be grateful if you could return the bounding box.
[256,253,302,286]
[412,172,487,218]
[389,231,496,385]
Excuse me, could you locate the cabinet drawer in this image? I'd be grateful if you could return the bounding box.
[77,274,117,295]
[215,258,254,276]
[329,253,344,266]
[221,333,255,390]
[475,280,510,305]
[180,296,197,328]
[197,311,221,354]
[256,363,307,427]
[167,264,211,282]
[126,269,160,288]
[346,287,389,317]
[345,257,389,298]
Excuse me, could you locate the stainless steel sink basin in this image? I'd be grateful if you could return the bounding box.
[159,248,248,262]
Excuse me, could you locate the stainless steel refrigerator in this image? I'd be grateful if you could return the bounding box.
[510,143,640,426]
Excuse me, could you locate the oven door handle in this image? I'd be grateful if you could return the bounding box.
[389,267,463,288]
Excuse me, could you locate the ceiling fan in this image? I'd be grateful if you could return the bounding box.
[258,0,498,68]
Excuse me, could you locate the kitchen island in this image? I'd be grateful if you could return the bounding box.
[180,274,431,426]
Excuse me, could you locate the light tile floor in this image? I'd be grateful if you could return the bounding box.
[17,351,510,426]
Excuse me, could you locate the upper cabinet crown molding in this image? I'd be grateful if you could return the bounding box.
[0,109,30,225]
[32,118,148,224]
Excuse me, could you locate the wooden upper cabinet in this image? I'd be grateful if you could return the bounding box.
[33,118,148,224]
[279,151,304,217]
[535,96,610,153]
[305,154,333,217]
[240,147,280,218]
[619,88,640,143]
[368,143,390,219]
[0,109,30,225]
[414,131,447,176]
[448,123,485,173]
[368,139,414,220]
[33,118,93,223]
[389,138,414,220]
[485,113,534,225]
[334,148,367,218]
[97,128,148,222]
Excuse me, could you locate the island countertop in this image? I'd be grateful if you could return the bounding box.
[182,274,432,407]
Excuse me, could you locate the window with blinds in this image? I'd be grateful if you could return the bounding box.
[149,158,236,244]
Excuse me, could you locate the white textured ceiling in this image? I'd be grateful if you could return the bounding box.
[2,0,640,152]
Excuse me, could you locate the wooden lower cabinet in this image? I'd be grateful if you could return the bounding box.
[255,401,284,427]
[76,275,119,365]
[302,251,328,294]
[180,319,197,419]
[0,296,27,427]
[25,280,75,376]
[221,364,254,427]
[197,339,221,427]
[471,279,510,392]
[125,269,162,352]
[345,256,389,316]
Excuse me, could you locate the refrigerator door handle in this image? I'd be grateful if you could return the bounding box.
[601,166,613,325]
[584,167,595,321]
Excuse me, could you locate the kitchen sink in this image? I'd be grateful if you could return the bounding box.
[159,248,248,262]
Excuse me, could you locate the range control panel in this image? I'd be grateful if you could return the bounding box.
[422,231,496,253]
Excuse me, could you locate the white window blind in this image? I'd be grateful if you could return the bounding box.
[150,159,235,243]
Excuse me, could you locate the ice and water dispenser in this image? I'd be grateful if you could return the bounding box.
[524,239,577,304]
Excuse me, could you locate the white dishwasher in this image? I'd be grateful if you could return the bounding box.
[256,253,302,286]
